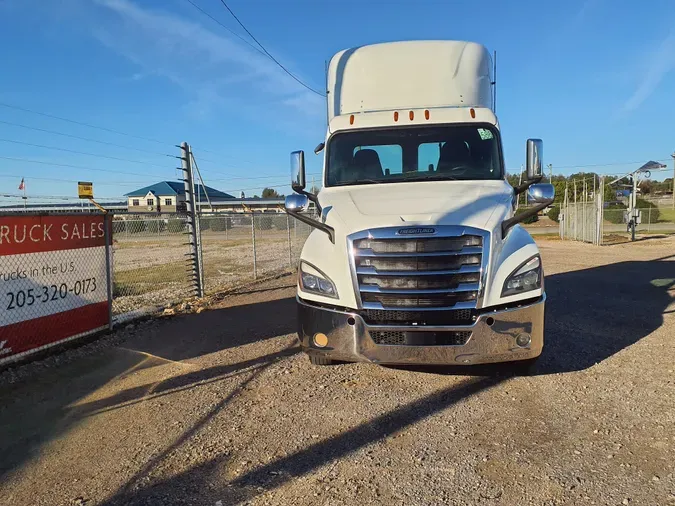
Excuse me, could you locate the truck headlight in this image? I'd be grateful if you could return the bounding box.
[502,255,542,297]
[299,261,338,298]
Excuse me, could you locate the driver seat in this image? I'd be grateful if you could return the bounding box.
[437,140,472,172]
[351,149,384,179]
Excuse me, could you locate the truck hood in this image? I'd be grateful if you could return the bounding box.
[318,180,514,236]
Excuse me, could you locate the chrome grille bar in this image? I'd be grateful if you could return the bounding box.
[359,283,480,294]
[356,265,481,276]
[354,246,483,258]
[348,226,489,311]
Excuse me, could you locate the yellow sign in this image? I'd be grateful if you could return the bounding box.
[78,181,94,199]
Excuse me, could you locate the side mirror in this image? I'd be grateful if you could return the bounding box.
[285,194,309,213]
[526,139,543,180]
[527,183,555,204]
[314,142,325,155]
[291,150,306,192]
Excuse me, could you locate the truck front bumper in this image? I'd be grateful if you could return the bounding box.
[297,295,545,365]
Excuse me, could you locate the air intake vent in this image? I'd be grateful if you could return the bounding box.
[371,330,472,346]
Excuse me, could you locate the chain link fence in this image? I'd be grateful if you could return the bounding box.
[108,211,314,315]
[111,214,194,315]
[198,212,312,294]
[600,206,675,238]
[559,178,675,245]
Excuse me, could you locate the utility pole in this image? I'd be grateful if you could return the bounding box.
[630,174,638,242]
[181,142,204,297]
[547,163,553,182]
[671,152,675,209]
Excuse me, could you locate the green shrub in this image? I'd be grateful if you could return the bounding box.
[126,220,146,234]
[522,214,538,224]
[604,203,626,224]
[145,220,166,233]
[167,219,186,233]
[636,198,660,223]
[273,214,289,230]
[547,205,560,223]
[256,215,274,230]
[210,217,231,232]
[112,220,126,234]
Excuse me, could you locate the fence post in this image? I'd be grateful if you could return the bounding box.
[225,213,228,240]
[104,213,113,330]
[181,142,204,297]
[251,213,257,279]
[196,213,205,293]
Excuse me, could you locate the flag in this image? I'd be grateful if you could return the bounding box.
[18,178,25,191]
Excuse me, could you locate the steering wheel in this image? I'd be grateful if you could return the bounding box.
[446,165,471,176]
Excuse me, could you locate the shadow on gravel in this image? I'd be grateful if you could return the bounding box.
[98,375,505,506]
[541,253,675,374]
[0,296,297,482]
[126,296,297,361]
[387,254,675,378]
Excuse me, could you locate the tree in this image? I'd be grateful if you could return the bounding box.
[262,188,283,198]
[639,179,654,195]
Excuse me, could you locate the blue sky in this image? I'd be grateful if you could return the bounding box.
[0,0,674,202]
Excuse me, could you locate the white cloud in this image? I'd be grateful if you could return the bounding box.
[623,27,675,111]
[88,0,323,122]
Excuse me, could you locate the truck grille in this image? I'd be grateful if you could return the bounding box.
[352,233,484,310]
[361,308,474,325]
[371,330,472,346]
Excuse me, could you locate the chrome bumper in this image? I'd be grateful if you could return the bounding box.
[297,295,545,365]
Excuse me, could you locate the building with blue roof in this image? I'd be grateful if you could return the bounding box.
[124,181,234,213]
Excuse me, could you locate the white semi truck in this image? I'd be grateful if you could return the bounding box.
[284,40,554,370]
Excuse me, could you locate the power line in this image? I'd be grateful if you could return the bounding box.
[0,173,146,187]
[550,158,672,171]
[218,180,307,194]
[508,158,673,176]
[0,119,173,158]
[0,138,171,168]
[182,0,266,57]
[0,155,165,178]
[215,0,325,97]
[0,192,124,201]
[206,171,322,182]
[0,101,173,146]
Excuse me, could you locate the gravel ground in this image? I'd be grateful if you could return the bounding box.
[1,238,674,506]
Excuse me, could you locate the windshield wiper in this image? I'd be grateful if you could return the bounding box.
[417,174,458,181]
[332,179,382,186]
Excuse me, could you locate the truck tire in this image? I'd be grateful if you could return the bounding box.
[512,357,539,376]
[309,354,333,366]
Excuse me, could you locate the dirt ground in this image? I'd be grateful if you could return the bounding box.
[1,238,674,506]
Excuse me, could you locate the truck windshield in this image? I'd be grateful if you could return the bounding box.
[325,124,503,187]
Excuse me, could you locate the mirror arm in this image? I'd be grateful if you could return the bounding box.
[513,175,543,196]
[501,198,553,239]
[296,189,322,214]
[286,208,335,244]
